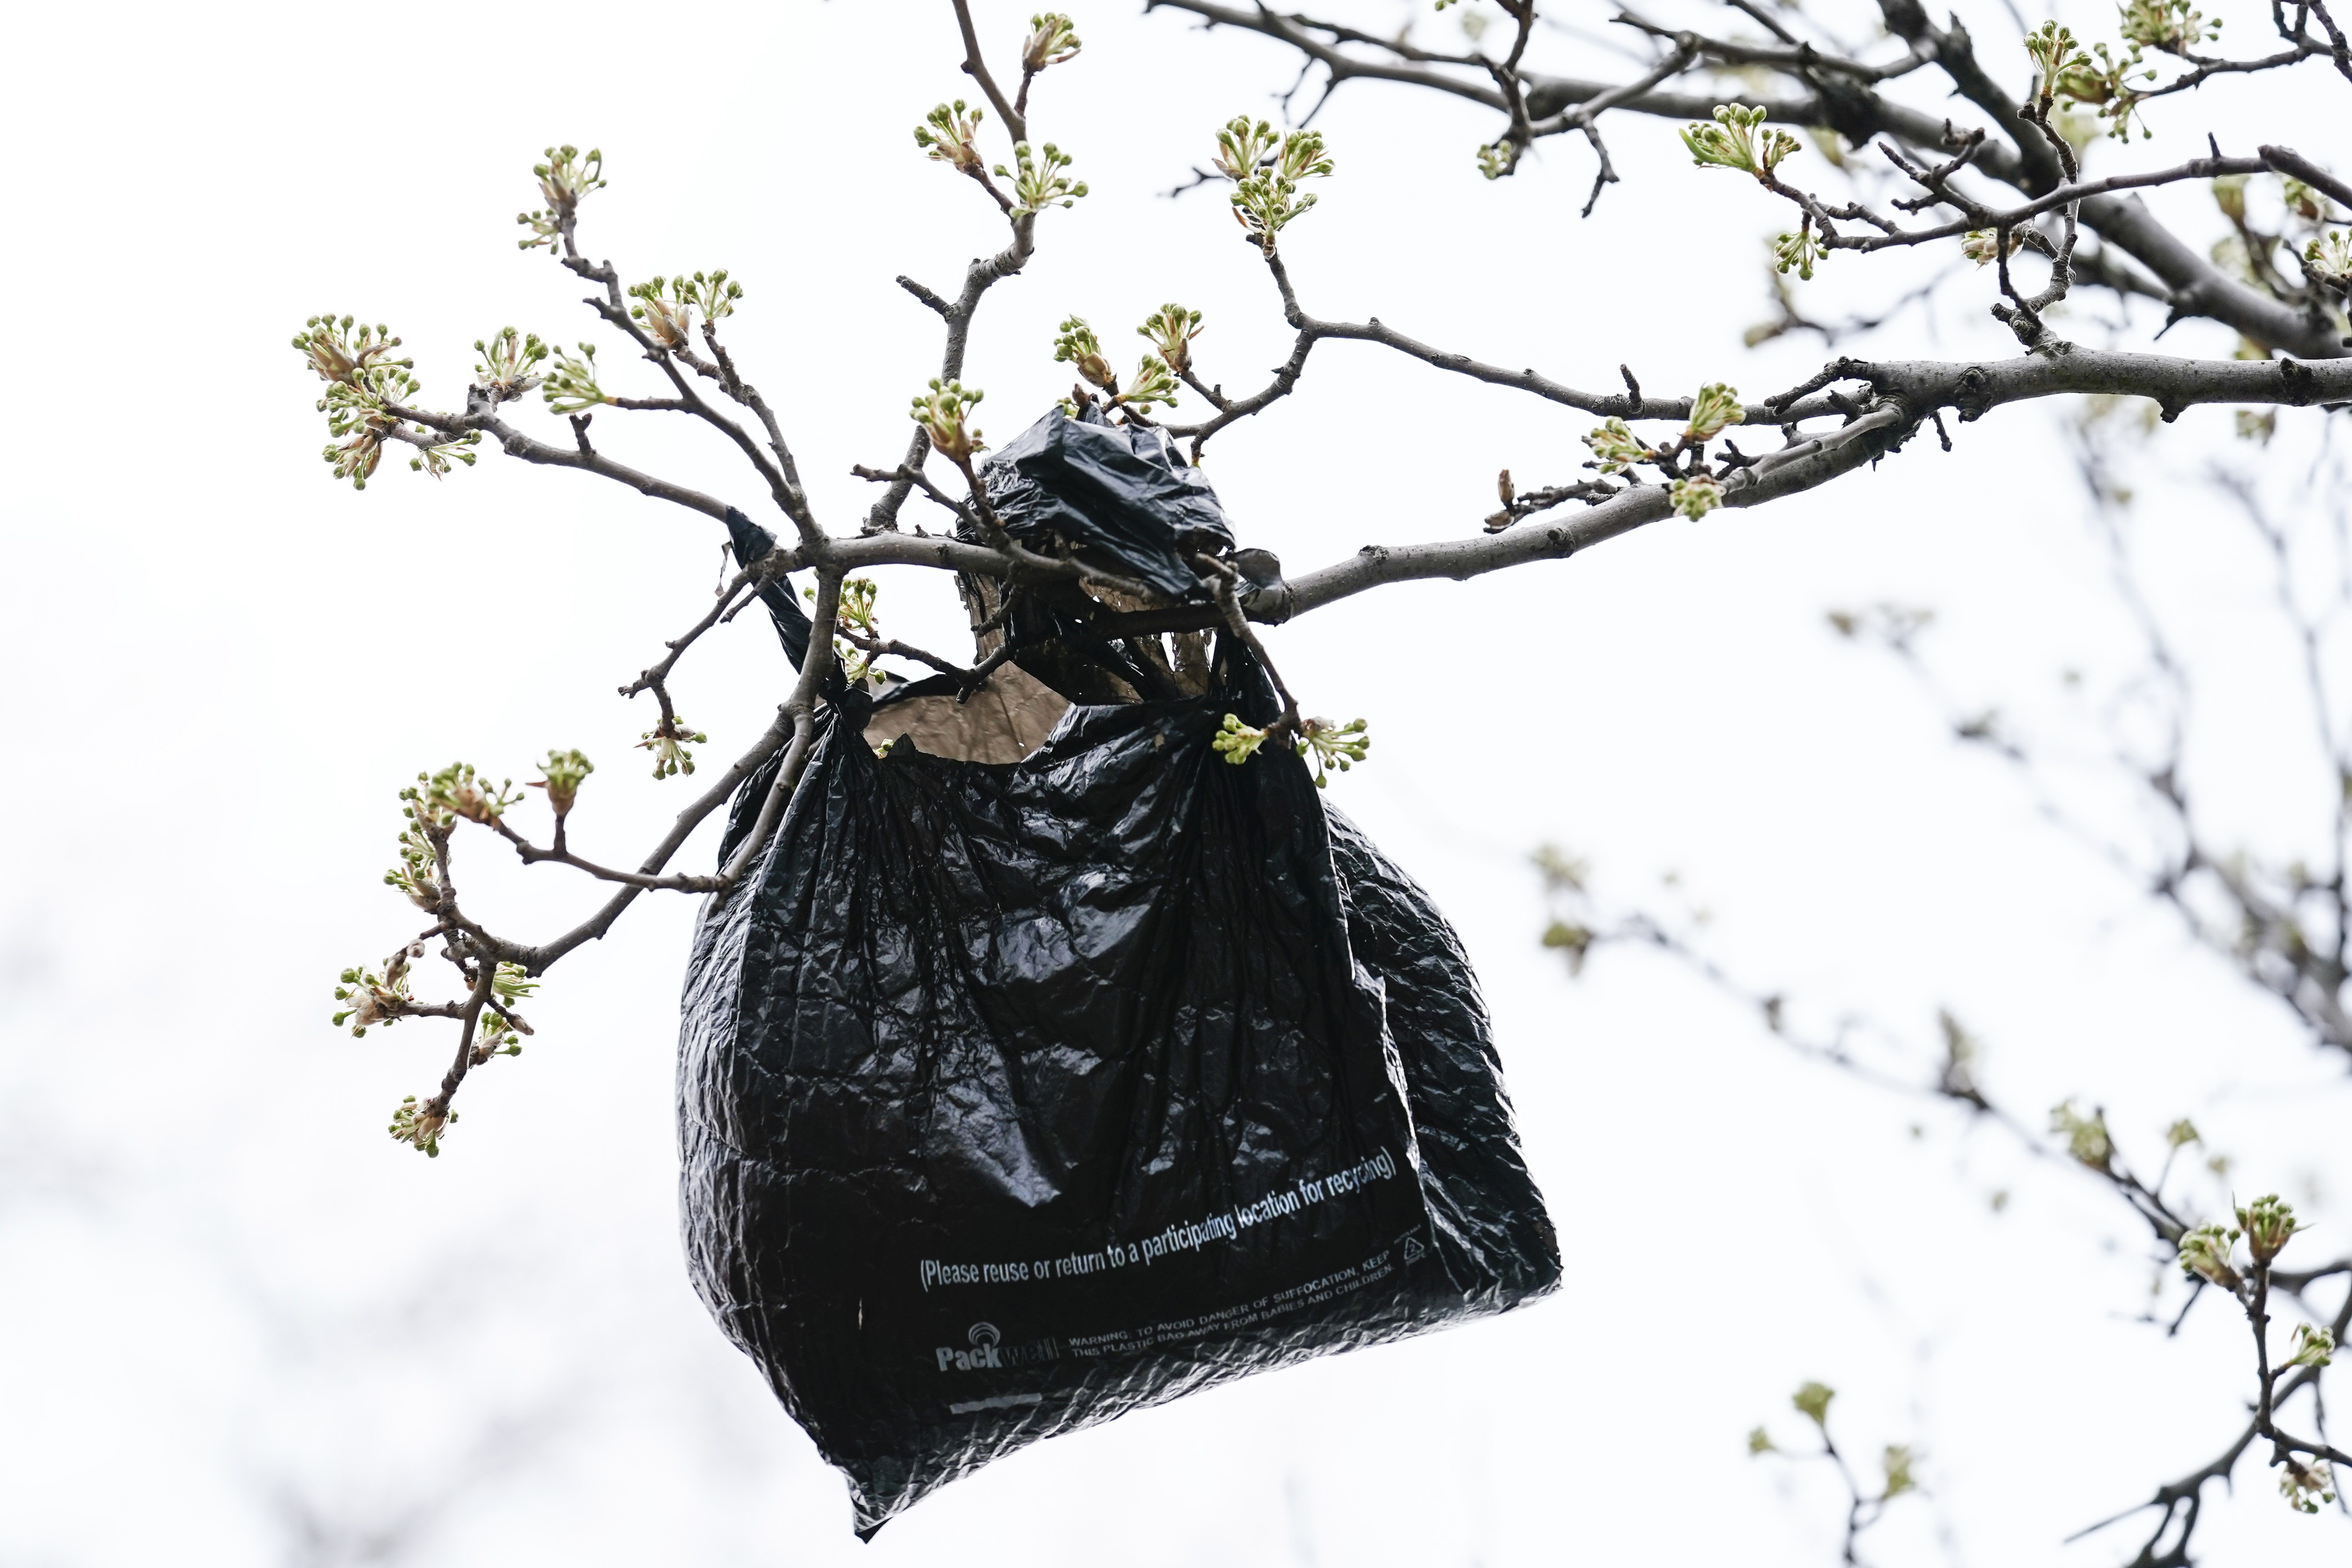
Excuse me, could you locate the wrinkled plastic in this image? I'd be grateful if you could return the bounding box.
[677,672,1561,1535]
[978,407,1235,599]
[723,506,814,670]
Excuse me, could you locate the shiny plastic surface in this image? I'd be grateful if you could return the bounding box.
[979,407,1236,599]
[722,507,812,668]
[677,701,1560,1535]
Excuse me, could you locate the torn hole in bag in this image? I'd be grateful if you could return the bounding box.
[860,662,1073,765]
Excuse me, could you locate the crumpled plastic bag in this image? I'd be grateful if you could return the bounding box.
[677,665,1560,1535]
[977,406,1235,599]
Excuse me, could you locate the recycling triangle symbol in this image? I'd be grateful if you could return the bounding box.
[1401,1237,1426,1263]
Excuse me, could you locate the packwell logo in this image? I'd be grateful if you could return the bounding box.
[936,1322,1003,1372]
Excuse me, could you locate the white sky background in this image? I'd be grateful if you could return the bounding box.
[3,0,2351,1563]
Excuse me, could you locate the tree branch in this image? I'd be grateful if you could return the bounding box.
[951,0,1026,145]
[1147,0,2352,357]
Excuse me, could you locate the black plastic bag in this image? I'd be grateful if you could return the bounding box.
[978,407,1235,599]
[722,507,813,669]
[677,676,1561,1534]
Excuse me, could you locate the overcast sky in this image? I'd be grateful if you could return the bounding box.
[4,0,2349,1564]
